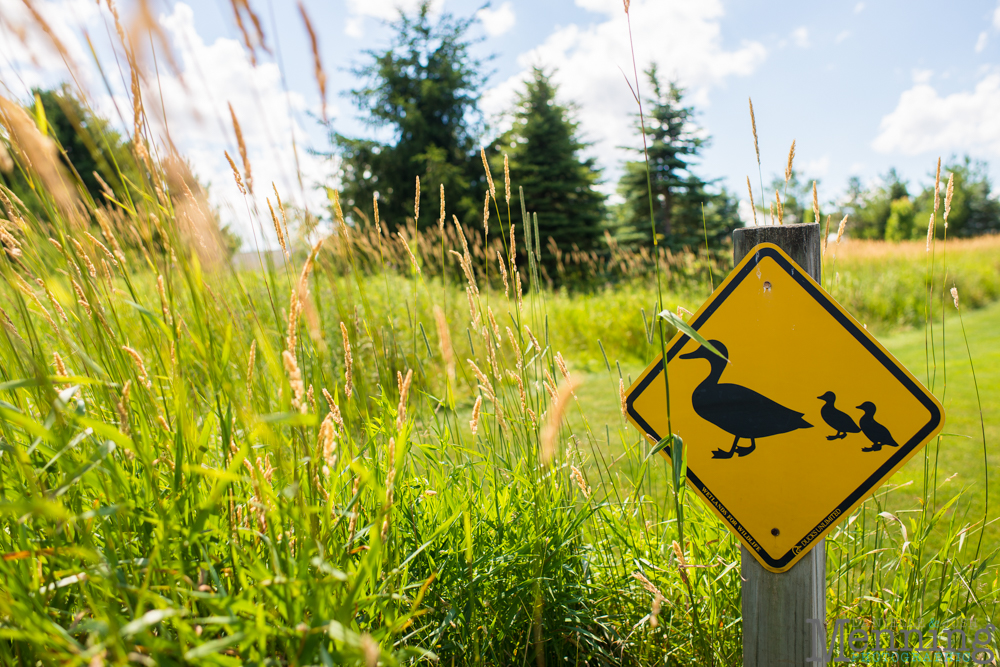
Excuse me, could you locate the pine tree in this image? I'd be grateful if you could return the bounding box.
[615,66,739,250]
[497,67,606,267]
[333,3,486,230]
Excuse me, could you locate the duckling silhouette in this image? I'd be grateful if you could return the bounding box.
[818,391,861,440]
[856,402,898,452]
[680,340,813,459]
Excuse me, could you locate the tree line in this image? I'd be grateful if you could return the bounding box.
[4,2,998,277]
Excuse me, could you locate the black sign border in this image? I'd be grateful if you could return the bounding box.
[625,245,943,570]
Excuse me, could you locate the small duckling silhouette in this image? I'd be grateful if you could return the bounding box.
[681,340,812,459]
[817,391,861,440]
[856,402,899,452]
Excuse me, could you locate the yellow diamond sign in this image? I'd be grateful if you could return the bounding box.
[625,243,944,572]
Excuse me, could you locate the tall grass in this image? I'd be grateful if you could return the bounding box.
[0,5,997,666]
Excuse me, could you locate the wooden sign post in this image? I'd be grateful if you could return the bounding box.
[623,223,943,666]
[734,223,825,666]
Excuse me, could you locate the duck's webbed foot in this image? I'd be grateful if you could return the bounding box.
[862,443,882,452]
[713,435,741,459]
[826,432,847,441]
[735,439,757,457]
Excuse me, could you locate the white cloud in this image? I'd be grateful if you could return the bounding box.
[911,68,933,84]
[801,155,830,178]
[977,31,989,53]
[145,4,334,245]
[478,3,516,37]
[994,2,1000,30]
[343,0,443,37]
[854,2,865,13]
[872,73,1000,156]
[791,26,809,48]
[482,0,766,189]
[835,30,851,43]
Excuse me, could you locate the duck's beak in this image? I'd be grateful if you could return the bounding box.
[856,405,864,410]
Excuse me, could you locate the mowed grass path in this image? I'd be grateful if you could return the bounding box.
[567,297,1000,545]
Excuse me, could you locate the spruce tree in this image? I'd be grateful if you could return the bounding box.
[615,66,739,250]
[498,67,606,266]
[333,2,487,230]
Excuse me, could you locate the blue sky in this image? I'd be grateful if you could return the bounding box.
[3,0,1000,240]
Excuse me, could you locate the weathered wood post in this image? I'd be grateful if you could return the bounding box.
[733,222,826,666]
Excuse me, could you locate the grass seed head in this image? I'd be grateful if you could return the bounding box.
[470,395,483,438]
[785,139,796,183]
[282,350,306,413]
[746,176,757,226]
[748,97,760,166]
[951,286,960,309]
[836,215,848,244]
[481,147,495,199]
[340,322,353,400]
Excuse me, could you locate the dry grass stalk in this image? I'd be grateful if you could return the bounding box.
[505,326,523,370]
[944,172,954,229]
[298,2,327,123]
[649,594,663,628]
[438,184,446,233]
[273,184,291,246]
[748,97,760,166]
[672,540,689,585]
[267,198,288,256]
[631,570,664,599]
[122,346,151,389]
[224,151,246,195]
[70,238,97,278]
[951,287,959,309]
[84,232,118,268]
[117,380,131,436]
[228,0,268,65]
[321,388,344,430]
[504,153,511,204]
[53,351,68,377]
[619,378,627,418]
[785,139,796,183]
[398,231,421,275]
[524,325,541,353]
[318,413,337,474]
[812,181,820,227]
[340,322,353,400]
[381,438,397,541]
[414,175,421,223]
[470,395,483,438]
[433,306,455,380]
[497,251,510,297]
[36,279,68,323]
[506,369,526,412]
[541,376,580,464]
[775,190,783,225]
[156,275,173,328]
[396,369,413,430]
[746,176,757,226]
[570,466,590,498]
[823,214,832,256]
[228,104,252,194]
[927,157,941,251]
[481,148,495,199]
[282,350,306,413]
[71,280,91,316]
[482,191,490,240]
[246,340,257,403]
[836,215,848,245]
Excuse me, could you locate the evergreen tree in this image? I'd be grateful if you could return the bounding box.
[615,66,739,250]
[497,67,606,264]
[333,3,487,230]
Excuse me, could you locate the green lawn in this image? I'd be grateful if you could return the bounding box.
[566,297,1000,545]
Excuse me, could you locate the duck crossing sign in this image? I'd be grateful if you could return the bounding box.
[625,243,944,573]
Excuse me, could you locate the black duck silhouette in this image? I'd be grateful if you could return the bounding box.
[856,402,899,452]
[818,391,861,440]
[681,340,813,459]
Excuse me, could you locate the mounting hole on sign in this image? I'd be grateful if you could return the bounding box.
[763,281,772,292]
[771,528,780,536]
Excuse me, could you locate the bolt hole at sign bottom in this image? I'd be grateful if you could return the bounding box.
[771,528,780,536]
[763,281,772,292]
